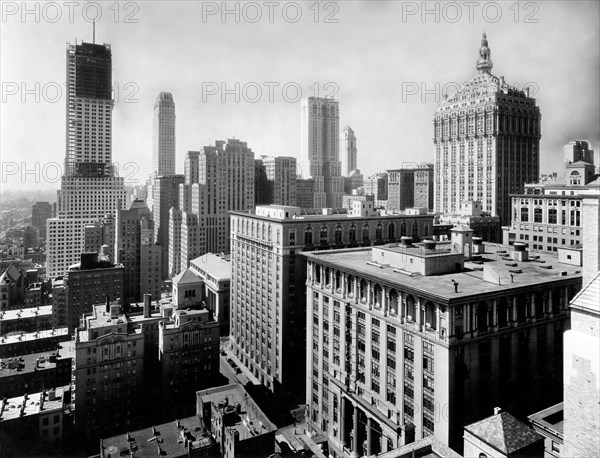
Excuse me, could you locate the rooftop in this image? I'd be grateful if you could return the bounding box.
[528,403,564,437]
[0,327,69,346]
[0,386,67,422]
[378,436,462,458]
[100,416,212,458]
[189,253,231,281]
[569,271,600,315]
[197,383,276,442]
[304,242,582,301]
[0,305,52,322]
[172,268,201,286]
[0,342,75,378]
[465,411,544,454]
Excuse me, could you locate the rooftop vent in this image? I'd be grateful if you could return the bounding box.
[400,236,413,246]
[422,240,436,250]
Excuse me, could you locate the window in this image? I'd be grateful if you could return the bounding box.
[534,208,542,223]
[304,226,313,245]
[289,230,296,246]
[520,207,529,222]
[334,225,342,243]
[362,224,370,242]
[319,225,328,244]
[548,208,557,224]
[349,224,356,242]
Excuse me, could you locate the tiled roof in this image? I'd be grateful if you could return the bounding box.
[465,411,543,454]
[171,268,201,286]
[570,271,600,314]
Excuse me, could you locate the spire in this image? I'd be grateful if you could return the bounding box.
[476,32,493,74]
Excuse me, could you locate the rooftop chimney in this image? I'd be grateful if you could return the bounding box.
[105,294,110,313]
[143,294,151,318]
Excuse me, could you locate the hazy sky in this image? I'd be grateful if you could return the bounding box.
[1,0,599,191]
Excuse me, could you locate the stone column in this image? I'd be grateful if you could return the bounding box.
[366,417,373,457]
[340,396,347,448]
[352,405,359,457]
[382,287,388,316]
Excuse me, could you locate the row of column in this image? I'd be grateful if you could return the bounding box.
[309,262,445,336]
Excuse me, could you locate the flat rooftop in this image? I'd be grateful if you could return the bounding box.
[304,243,582,301]
[0,305,52,322]
[197,383,276,442]
[0,327,69,346]
[528,403,564,437]
[100,416,212,457]
[0,386,67,422]
[0,343,75,378]
[190,253,231,281]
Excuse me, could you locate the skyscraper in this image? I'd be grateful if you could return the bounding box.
[434,33,541,225]
[152,92,176,176]
[340,125,357,176]
[255,155,297,206]
[46,41,126,278]
[115,199,162,304]
[300,97,344,209]
[148,174,184,278]
[168,141,255,277]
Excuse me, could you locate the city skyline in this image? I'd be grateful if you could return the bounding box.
[2,1,599,191]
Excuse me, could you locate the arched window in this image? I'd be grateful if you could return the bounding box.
[477,301,488,332]
[516,295,527,322]
[360,280,368,302]
[400,221,407,237]
[268,226,272,242]
[320,225,328,245]
[425,301,436,330]
[412,221,419,241]
[362,223,370,242]
[304,226,313,245]
[388,222,395,241]
[534,292,543,318]
[324,267,331,286]
[497,298,508,328]
[373,284,382,307]
[262,224,265,239]
[334,225,343,244]
[389,289,399,315]
[335,271,341,290]
[347,275,354,297]
[349,224,356,242]
[375,223,383,241]
[251,222,255,237]
[315,265,321,283]
[569,170,581,186]
[406,295,416,321]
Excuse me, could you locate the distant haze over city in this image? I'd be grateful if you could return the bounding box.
[1,0,599,191]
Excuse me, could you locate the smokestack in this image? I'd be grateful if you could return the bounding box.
[143,294,151,318]
[105,294,110,313]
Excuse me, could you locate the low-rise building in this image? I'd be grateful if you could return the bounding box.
[0,345,73,399]
[0,386,70,456]
[158,307,220,410]
[464,408,545,457]
[0,305,53,335]
[99,416,214,457]
[189,253,231,336]
[196,384,277,458]
[0,327,69,358]
[528,403,564,458]
[436,201,501,242]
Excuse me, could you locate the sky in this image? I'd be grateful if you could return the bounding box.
[1,0,599,191]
